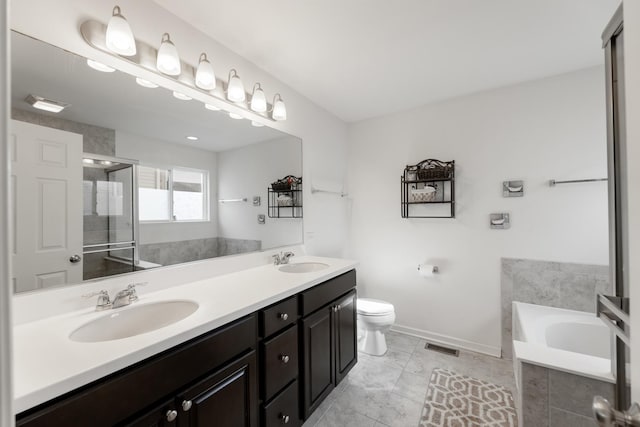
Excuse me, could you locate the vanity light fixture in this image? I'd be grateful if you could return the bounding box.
[135,77,158,88]
[249,83,267,113]
[204,103,220,111]
[105,6,136,56]
[83,158,95,164]
[25,94,69,113]
[86,59,115,73]
[156,33,181,76]
[195,53,216,91]
[172,91,192,101]
[271,94,287,121]
[229,112,243,120]
[226,69,246,103]
[251,121,264,127]
[186,136,198,141]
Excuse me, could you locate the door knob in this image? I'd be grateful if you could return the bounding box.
[69,254,82,263]
[593,396,640,426]
[166,409,178,422]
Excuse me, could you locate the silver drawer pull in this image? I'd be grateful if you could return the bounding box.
[279,413,290,424]
[166,409,178,422]
[278,312,289,321]
[279,354,290,364]
[181,399,192,411]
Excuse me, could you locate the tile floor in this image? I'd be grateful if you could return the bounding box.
[302,331,517,427]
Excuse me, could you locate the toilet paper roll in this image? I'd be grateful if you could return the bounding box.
[418,264,437,277]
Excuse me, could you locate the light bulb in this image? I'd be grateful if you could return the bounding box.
[105,6,136,56]
[250,83,267,113]
[226,69,245,103]
[135,77,158,88]
[195,53,216,90]
[272,94,287,121]
[86,59,115,73]
[156,33,181,76]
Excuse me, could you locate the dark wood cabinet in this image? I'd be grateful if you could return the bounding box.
[16,269,357,427]
[178,351,257,427]
[300,271,357,420]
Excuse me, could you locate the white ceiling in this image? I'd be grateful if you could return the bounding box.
[11,32,290,152]
[154,0,620,122]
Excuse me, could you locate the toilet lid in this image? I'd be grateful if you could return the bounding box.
[357,298,394,316]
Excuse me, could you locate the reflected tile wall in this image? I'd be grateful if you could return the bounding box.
[139,237,261,267]
[501,258,609,359]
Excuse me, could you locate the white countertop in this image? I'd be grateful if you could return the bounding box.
[13,255,357,413]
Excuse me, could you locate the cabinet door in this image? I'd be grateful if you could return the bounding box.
[334,290,358,384]
[301,306,334,419]
[178,351,257,427]
[122,399,178,427]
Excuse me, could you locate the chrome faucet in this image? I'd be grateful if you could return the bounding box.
[112,283,147,308]
[272,251,295,265]
[83,283,147,311]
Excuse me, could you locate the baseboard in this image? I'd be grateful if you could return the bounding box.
[391,324,502,358]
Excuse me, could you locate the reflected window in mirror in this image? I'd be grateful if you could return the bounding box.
[138,165,209,223]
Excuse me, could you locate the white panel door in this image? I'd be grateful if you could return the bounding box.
[10,120,83,292]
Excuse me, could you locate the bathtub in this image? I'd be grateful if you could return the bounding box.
[512,301,614,384]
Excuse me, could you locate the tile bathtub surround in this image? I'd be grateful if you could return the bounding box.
[520,362,614,427]
[303,331,516,427]
[501,258,609,359]
[12,108,116,156]
[138,237,261,266]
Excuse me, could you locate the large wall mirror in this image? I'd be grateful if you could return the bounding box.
[10,31,303,294]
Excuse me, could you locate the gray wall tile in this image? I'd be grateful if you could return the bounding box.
[521,363,549,427]
[549,407,596,427]
[548,370,614,419]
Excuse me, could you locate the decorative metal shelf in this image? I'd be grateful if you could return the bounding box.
[268,176,303,218]
[401,159,455,218]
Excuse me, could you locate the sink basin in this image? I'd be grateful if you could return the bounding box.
[70,300,199,343]
[278,262,330,273]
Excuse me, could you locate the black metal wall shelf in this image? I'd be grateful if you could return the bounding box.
[268,175,303,218]
[401,159,455,218]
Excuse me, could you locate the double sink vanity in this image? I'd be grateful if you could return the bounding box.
[13,255,358,426]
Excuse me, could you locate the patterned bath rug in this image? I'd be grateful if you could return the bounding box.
[419,368,517,427]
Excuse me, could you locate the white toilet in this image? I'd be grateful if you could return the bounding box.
[357,298,396,356]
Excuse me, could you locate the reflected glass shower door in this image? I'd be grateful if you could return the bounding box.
[82,155,138,280]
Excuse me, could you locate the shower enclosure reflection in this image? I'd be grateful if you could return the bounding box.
[82,155,141,280]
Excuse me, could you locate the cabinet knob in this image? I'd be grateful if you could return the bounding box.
[166,409,178,422]
[278,312,289,321]
[279,354,290,364]
[181,400,192,411]
[279,413,290,424]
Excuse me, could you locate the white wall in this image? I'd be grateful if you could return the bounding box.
[10,0,349,257]
[217,136,302,249]
[346,67,609,355]
[624,0,640,402]
[0,0,13,423]
[115,130,218,245]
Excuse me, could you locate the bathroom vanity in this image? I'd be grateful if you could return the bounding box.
[13,258,357,427]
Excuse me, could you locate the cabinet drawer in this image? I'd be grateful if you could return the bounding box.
[260,296,297,338]
[261,325,299,400]
[299,270,356,317]
[263,380,301,427]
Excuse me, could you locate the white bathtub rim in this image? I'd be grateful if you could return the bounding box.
[513,340,614,383]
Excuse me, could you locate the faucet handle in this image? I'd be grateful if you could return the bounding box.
[127,282,147,302]
[272,254,281,265]
[82,290,112,311]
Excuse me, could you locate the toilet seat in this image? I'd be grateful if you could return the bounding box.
[357,298,394,316]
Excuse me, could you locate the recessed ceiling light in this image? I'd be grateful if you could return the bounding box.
[173,91,192,101]
[204,103,220,111]
[251,121,264,127]
[229,112,243,120]
[25,94,70,113]
[186,136,198,141]
[86,59,116,73]
[135,77,158,88]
